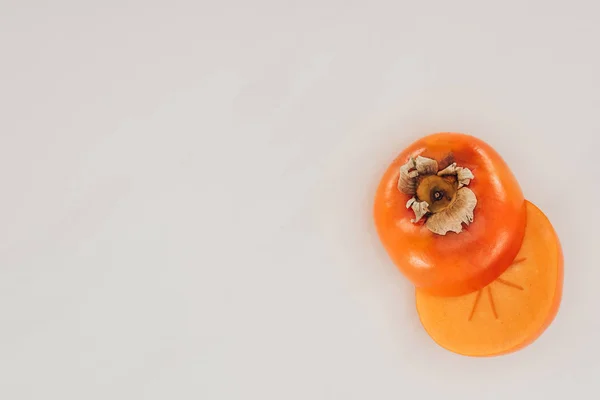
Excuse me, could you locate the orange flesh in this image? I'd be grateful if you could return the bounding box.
[374,132,527,296]
[415,201,563,357]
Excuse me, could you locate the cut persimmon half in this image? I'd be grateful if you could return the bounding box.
[415,201,563,357]
[374,132,527,296]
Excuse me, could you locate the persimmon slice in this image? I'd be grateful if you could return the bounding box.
[374,132,527,296]
[415,201,563,357]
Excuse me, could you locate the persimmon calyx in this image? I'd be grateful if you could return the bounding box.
[399,156,477,235]
[406,197,429,223]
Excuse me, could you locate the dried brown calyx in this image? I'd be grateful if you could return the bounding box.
[398,156,477,235]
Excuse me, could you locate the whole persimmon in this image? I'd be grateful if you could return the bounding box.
[373,132,527,296]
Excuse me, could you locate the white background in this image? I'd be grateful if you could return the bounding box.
[1,1,599,398]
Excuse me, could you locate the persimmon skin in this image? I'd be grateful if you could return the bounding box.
[374,133,527,296]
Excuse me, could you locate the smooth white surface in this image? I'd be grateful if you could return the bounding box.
[1,1,599,398]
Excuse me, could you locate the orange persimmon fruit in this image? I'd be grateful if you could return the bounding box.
[374,132,527,296]
[415,201,563,356]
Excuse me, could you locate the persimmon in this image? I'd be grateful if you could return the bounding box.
[415,201,563,357]
[374,132,527,296]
